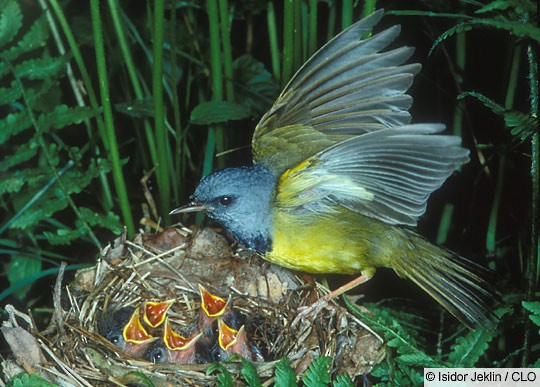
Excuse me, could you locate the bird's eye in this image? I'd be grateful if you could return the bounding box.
[219,196,233,206]
[109,335,121,345]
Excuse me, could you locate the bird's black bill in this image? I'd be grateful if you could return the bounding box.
[169,201,211,215]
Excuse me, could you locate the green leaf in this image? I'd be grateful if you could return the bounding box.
[7,255,42,299]
[14,55,67,80]
[10,195,68,230]
[333,374,354,387]
[190,100,251,125]
[0,0,22,48]
[42,227,85,246]
[431,19,540,55]
[3,16,49,61]
[241,359,262,387]
[396,352,437,367]
[523,301,540,330]
[0,110,32,144]
[7,372,57,387]
[274,357,297,387]
[77,208,122,233]
[233,55,279,116]
[115,98,154,118]
[475,0,536,14]
[37,105,97,132]
[458,92,538,142]
[207,363,234,387]
[0,81,22,105]
[0,169,45,194]
[0,137,38,172]
[458,91,505,114]
[448,329,494,367]
[302,356,331,387]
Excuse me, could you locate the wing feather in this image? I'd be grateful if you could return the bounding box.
[275,124,469,226]
[253,10,421,176]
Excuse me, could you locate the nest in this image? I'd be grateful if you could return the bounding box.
[1,226,384,386]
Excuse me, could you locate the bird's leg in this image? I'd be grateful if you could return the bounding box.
[291,269,375,328]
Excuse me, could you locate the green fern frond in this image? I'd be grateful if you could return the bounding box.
[3,16,49,61]
[447,329,495,367]
[458,91,538,142]
[10,194,69,230]
[0,111,32,144]
[302,356,332,387]
[0,139,38,171]
[240,358,262,387]
[430,19,540,55]
[522,301,540,330]
[38,105,96,131]
[13,54,68,80]
[458,91,505,114]
[333,374,354,387]
[475,0,536,15]
[0,0,22,48]
[207,363,234,387]
[0,170,45,195]
[274,357,297,387]
[0,81,22,105]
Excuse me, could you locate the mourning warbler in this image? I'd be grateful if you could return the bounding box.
[172,10,494,329]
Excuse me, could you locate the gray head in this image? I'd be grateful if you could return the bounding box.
[171,164,276,252]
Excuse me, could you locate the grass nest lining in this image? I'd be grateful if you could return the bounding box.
[2,226,384,386]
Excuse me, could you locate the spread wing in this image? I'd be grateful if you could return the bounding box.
[275,124,470,226]
[252,9,422,176]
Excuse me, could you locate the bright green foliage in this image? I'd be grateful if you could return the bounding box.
[241,358,262,387]
[0,0,119,302]
[208,363,235,387]
[523,301,540,332]
[302,356,332,387]
[350,302,496,385]
[6,253,41,299]
[458,91,538,142]
[523,302,540,367]
[448,329,495,367]
[332,374,354,387]
[6,372,56,387]
[191,100,251,125]
[233,55,279,116]
[0,0,22,48]
[274,357,297,387]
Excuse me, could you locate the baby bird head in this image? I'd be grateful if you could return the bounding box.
[171,164,276,252]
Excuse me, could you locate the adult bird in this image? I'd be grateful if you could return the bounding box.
[172,10,494,329]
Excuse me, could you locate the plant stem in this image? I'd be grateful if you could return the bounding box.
[205,0,223,173]
[152,0,171,224]
[307,0,318,56]
[486,43,522,254]
[267,2,280,83]
[293,0,303,67]
[108,0,158,170]
[522,40,539,368]
[342,0,353,29]
[90,0,135,237]
[361,0,377,18]
[169,3,182,203]
[46,0,114,211]
[282,0,294,86]
[218,0,234,102]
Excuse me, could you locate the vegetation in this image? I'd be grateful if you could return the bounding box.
[0,0,538,384]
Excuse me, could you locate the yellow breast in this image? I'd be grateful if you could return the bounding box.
[266,208,384,275]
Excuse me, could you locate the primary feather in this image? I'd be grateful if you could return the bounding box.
[253,9,421,176]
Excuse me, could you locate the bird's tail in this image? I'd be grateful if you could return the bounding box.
[390,230,497,330]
